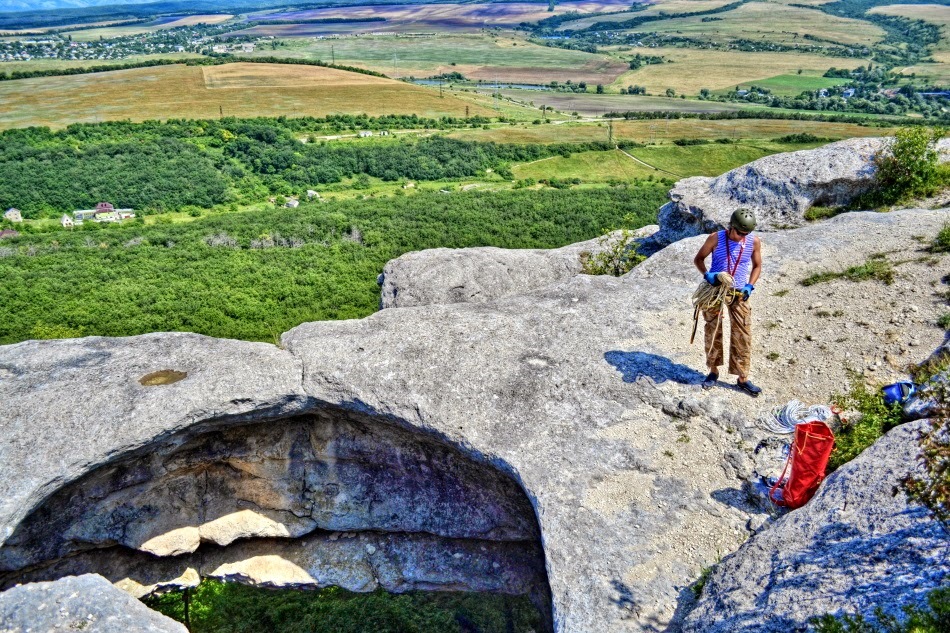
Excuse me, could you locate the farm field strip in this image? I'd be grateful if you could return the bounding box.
[479,88,751,115]
[723,73,850,96]
[242,33,631,84]
[0,53,203,74]
[555,0,740,30]
[611,46,872,94]
[628,2,885,46]
[0,63,494,129]
[63,14,234,41]
[247,1,632,30]
[448,118,883,143]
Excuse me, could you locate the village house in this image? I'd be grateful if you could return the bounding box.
[61,214,74,229]
[285,198,300,208]
[3,208,22,223]
[306,190,320,200]
[72,202,135,224]
[241,43,255,53]
[357,130,373,138]
[212,44,228,53]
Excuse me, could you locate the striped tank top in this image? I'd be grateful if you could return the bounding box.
[710,230,752,288]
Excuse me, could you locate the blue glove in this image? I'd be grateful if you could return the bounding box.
[703,272,720,286]
[741,283,754,301]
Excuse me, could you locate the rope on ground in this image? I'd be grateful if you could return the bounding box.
[689,272,735,354]
[758,400,834,434]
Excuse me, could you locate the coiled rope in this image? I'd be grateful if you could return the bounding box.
[758,400,834,434]
[689,272,736,356]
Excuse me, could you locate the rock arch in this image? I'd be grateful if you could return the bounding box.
[0,404,552,628]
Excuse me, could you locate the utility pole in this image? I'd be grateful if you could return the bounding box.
[608,119,613,145]
[393,53,397,78]
[465,105,469,118]
[219,105,223,117]
[331,44,335,64]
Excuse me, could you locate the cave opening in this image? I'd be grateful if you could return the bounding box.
[0,405,552,631]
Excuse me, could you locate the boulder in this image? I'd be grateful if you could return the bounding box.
[0,574,187,633]
[683,421,950,633]
[646,137,950,248]
[379,226,658,308]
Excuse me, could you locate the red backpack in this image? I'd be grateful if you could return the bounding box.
[770,420,835,509]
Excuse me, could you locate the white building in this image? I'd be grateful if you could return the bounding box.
[4,208,22,223]
[61,214,74,228]
[285,198,300,208]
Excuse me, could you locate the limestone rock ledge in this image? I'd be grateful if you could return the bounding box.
[646,137,950,248]
[379,226,657,309]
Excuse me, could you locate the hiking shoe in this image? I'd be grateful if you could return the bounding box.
[701,372,719,390]
[737,380,762,397]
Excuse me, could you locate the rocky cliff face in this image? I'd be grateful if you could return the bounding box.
[1,142,948,632]
[644,137,950,249]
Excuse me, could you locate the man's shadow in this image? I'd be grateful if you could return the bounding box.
[605,350,705,385]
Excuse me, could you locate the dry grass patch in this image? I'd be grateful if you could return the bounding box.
[65,14,233,42]
[612,46,870,94]
[0,63,492,129]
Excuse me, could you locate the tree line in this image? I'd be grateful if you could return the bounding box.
[0,186,667,344]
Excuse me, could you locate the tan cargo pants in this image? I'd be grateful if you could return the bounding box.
[703,295,751,378]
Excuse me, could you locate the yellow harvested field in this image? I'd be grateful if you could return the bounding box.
[449,118,881,143]
[868,4,950,27]
[638,3,885,46]
[0,63,492,130]
[611,47,870,94]
[66,14,233,41]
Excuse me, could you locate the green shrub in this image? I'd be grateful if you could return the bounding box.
[803,206,843,222]
[774,133,832,143]
[580,225,646,276]
[144,580,545,633]
[829,372,904,471]
[871,127,948,204]
[938,313,950,331]
[801,256,895,287]
[904,378,950,524]
[932,222,950,254]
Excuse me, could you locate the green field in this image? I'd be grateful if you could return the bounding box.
[727,74,850,96]
[509,140,831,182]
[450,118,882,144]
[513,148,656,180]
[610,46,870,95]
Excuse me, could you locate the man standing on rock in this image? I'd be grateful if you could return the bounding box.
[693,209,763,396]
